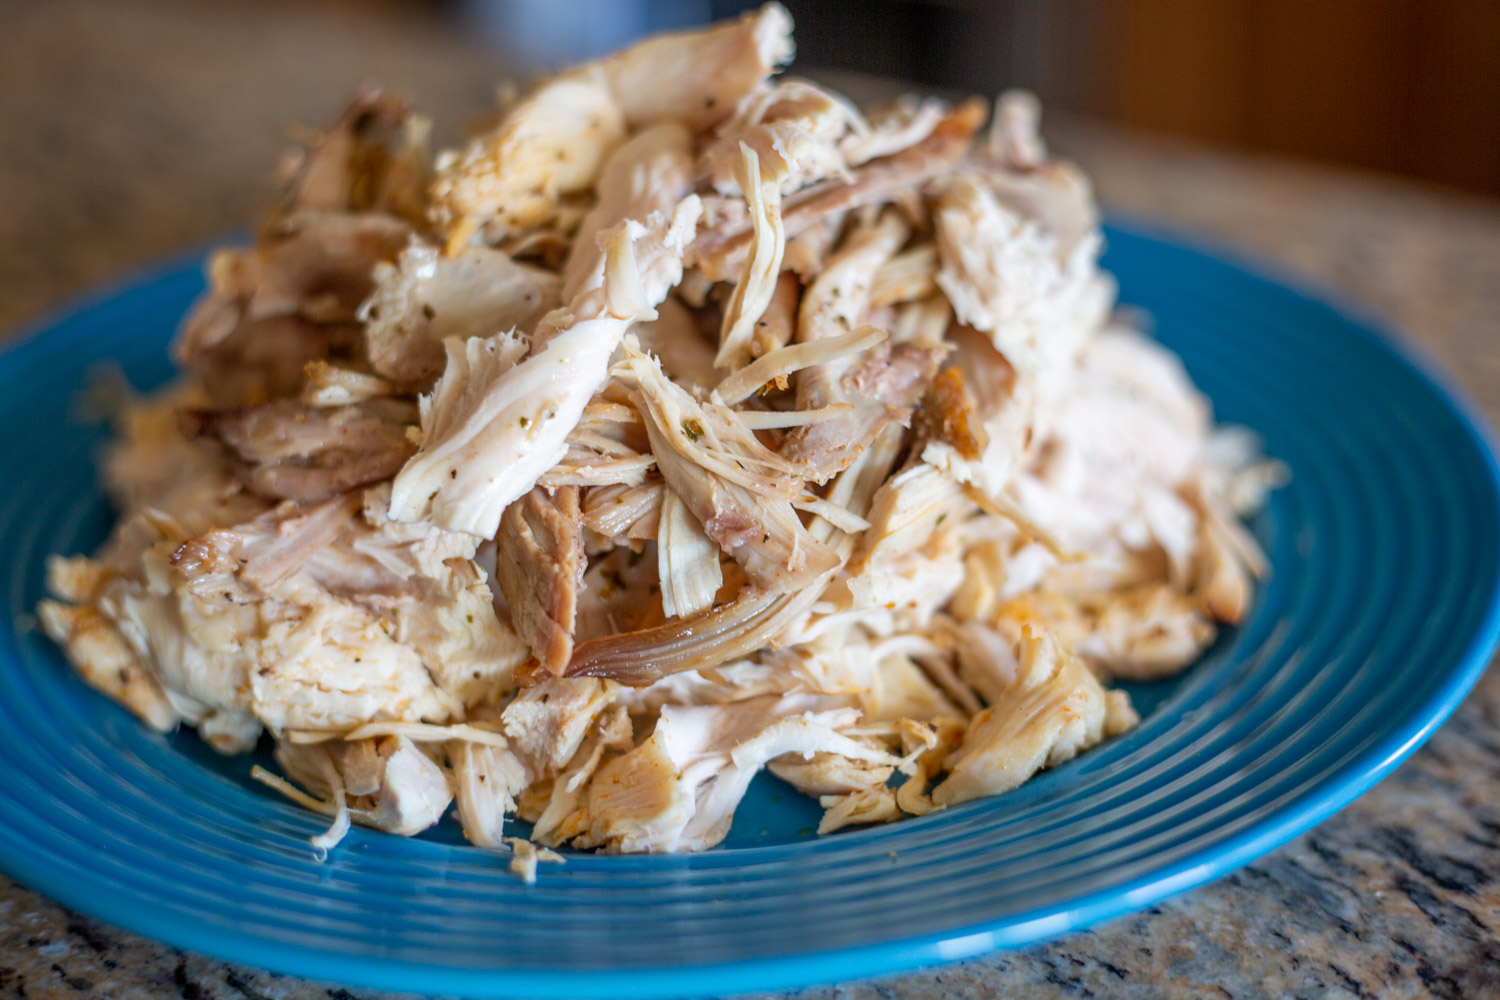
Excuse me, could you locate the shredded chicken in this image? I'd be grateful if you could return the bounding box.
[184,399,417,503]
[42,11,1277,863]
[620,345,839,593]
[362,241,559,388]
[933,626,1111,806]
[579,695,895,852]
[657,488,724,618]
[494,485,586,676]
[778,212,910,479]
[389,125,702,538]
[688,99,986,282]
[429,3,792,242]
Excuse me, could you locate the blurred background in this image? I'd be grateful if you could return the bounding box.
[468,0,1500,197]
[4,0,1499,341]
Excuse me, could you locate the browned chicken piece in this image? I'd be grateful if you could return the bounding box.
[35,602,180,732]
[784,339,944,481]
[178,212,412,367]
[565,589,805,685]
[185,399,416,503]
[563,417,904,687]
[620,349,839,594]
[191,315,365,407]
[918,324,1038,499]
[282,85,428,224]
[778,213,937,480]
[249,212,415,325]
[689,100,986,281]
[176,86,428,402]
[177,217,413,408]
[494,486,586,676]
[178,492,364,592]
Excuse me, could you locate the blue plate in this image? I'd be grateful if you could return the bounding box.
[1,223,1497,999]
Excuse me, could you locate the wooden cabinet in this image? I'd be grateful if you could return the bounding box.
[766,0,1500,195]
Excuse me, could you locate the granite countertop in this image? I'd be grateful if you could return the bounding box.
[4,2,1500,998]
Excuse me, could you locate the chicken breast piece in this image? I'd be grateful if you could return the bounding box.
[502,677,617,777]
[390,126,701,538]
[250,601,454,730]
[657,487,724,619]
[933,173,1110,375]
[699,79,858,198]
[690,100,985,282]
[581,695,893,852]
[179,212,412,369]
[281,85,429,224]
[36,601,180,732]
[430,3,791,241]
[933,627,1125,806]
[356,735,454,835]
[363,241,560,388]
[845,462,974,616]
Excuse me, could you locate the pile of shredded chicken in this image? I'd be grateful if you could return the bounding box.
[39,5,1281,869]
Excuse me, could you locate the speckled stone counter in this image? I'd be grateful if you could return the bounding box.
[4,3,1500,998]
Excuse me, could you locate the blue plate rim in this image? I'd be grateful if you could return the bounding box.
[1,217,1498,999]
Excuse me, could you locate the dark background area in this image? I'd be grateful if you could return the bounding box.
[459,0,1500,198]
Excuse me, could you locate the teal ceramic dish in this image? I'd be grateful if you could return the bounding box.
[1,222,1496,999]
